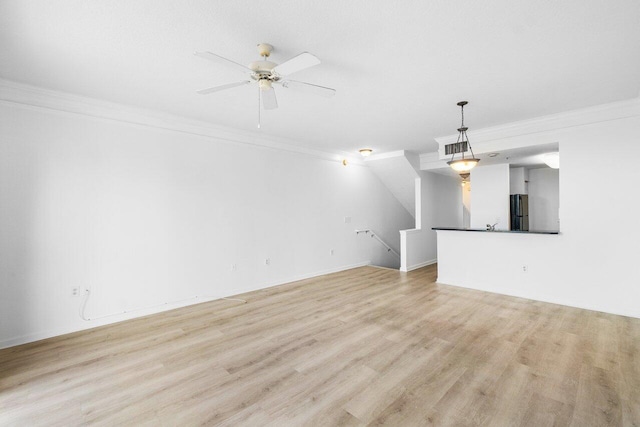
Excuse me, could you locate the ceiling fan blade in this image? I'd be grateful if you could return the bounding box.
[196,81,251,95]
[280,80,336,98]
[261,87,278,110]
[194,51,252,73]
[272,52,320,76]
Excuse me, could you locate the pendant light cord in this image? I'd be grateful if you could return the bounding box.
[452,103,466,162]
[460,103,466,160]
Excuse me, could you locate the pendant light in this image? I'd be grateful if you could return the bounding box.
[447,101,480,173]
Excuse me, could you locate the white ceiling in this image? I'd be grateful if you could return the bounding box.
[476,143,560,169]
[1,0,639,156]
[428,142,560,178]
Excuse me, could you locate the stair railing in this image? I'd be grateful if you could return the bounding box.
[355,229,400,258]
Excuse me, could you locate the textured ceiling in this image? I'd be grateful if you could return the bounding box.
[1,0,639,155]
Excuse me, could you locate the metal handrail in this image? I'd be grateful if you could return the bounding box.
[355,229,400,258]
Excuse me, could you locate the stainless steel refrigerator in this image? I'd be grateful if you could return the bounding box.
[510,194,529,231]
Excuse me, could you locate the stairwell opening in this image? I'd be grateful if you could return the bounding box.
[355,229,401,269]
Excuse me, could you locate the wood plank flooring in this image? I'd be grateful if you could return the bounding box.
[1,265,639,426]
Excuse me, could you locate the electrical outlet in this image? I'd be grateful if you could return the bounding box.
[71,287,80,297]
[265,258,270,266]
[522,265,528,272]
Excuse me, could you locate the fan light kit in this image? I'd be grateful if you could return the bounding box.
[195,43,336,128]
[359,148,373,157]
[447,101,480,173]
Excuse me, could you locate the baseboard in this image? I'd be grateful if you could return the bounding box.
[0,295,219,350]
[259,261,372,290]
[405,259,437,272]
[0,261,372,350]
[367,265,399,271]
[219,261,373,297]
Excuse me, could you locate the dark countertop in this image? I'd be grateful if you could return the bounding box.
[432,227,559,235]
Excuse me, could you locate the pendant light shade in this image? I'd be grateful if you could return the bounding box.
[449,158,480,172]
[447,101,480,173]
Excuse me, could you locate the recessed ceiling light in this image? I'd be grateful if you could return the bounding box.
[488,153,499,157]
[359,148,373,157]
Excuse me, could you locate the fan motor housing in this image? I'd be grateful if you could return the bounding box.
[249,60,279,81]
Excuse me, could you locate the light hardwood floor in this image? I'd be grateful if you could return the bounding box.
[1,265,639,426]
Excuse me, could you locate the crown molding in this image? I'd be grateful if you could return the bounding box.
[0,79,364,166]
[435,97,640,145]
[419,151,446,170]
[421,97,640,168]
[365,150,407,161]
[432,97,640,158]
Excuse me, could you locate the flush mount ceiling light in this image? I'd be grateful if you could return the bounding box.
[544,152,560,169]
[447,101,480,173]
[359,148,373,157]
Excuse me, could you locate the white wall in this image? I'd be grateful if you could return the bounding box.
[400,171,461,271]
[470,164,510,230]
[509,167,528,194]
[528,167,559,231]
[433,172,464,229]
[365,151,419,220]
[462,182,471,228]
[0,102,414,348]
[436,112,640,319]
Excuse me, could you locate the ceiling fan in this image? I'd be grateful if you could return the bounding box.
[195,43,335,127]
